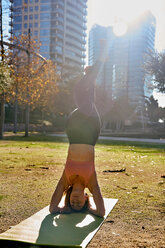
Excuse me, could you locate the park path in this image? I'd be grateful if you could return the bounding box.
[49,133,165,144]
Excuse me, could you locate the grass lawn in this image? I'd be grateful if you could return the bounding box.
[0,133,165,248]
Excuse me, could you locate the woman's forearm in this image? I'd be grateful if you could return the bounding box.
[88,206,105,217]
[49,174,66,213]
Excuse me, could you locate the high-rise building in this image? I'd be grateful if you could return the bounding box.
[10,0,87,71]
[88,11,156,108]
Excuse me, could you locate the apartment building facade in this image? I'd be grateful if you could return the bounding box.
[10,0,87,71]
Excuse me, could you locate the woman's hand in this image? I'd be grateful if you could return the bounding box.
[60,206,71,214]
[88,206,105,218]
[50,206,71,214]
[87,172,105,218]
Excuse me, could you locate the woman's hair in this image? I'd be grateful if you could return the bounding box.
[64,186,90,213]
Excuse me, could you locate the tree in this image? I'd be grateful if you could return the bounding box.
[145,51,165,93]
[8,34,58,136]
[109,96,134,131]
[146,95,159,123]
[0,61,13,139]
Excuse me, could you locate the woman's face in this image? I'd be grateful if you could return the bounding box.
[70,189,87,211]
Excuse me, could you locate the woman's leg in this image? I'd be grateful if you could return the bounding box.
[74,61,102,116]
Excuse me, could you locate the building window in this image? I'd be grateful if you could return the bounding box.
[24,23,27,28]
[29,23,33,28]
[40,45,49,52]
[34,30,38,36]
[13,23,22,30]
[24,15,28,21]
[41,0,51,2]
[24,7,28,12]
[15,16,22,22]
[29,15,33,20]
[29,0,33,3]
[29,7,33,12]
[35,6,39,11]
[40,13,50,20]
[15,31,21,36]
[40,5,51,11]
[34,22,38,28]
[40,21,50,28]
[35,0,39,2]
[55,46,62,53]
[40,29,50,36]
[24,0,28,3]
[35,14,38,19]
[14,0,22,6]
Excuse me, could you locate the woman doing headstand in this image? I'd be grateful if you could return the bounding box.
[49,41,107,217]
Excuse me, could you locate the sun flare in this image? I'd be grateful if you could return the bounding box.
[113,19,128,36]
[111,0,152,36]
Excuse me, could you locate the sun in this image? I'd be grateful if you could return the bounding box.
[111,0,151,36]
[113,19,128,36]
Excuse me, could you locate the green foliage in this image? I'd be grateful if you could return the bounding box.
[107,96,134,130]
[145,51,165,93]
[0,62,13,96]
[146,95,159,122]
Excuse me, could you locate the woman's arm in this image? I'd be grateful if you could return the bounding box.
[87,172,105,217]
[49,171,69,214]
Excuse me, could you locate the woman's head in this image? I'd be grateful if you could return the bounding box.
[65,186,90,212]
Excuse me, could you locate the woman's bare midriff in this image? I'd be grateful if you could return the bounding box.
[67,144,94,162]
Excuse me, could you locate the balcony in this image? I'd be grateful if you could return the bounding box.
[51,8,64,16]
[65,44,82,57]
[67,0,87,16]
[9,28,13,33]
[51,25,64,32]
[9,13,13,19]
[54,56,63,63]
[65,57,82,67]
[50,49,63,56]
[9,21,13,27]
[50,32,63,40]
[77,0,87,9]
[65,29,86,44]
[66,24,84,37]
[9,5,14,12]
[66,4,84,18]
[51,16,64,23]
[66,12,85,28]
[65,36,84,50]
[52,0,64,8]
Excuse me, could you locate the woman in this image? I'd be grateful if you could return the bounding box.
[49,41,107,217]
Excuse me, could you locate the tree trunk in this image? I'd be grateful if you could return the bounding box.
[24,28,31,137]
[25,103,29,137]
[0,93,5,139]
[13,97,18,133]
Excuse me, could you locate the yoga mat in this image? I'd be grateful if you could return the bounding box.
[0,198,118,247]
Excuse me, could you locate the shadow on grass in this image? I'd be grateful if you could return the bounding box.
[2,132,165,150]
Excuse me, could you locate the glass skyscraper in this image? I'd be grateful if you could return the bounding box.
[88,11,156,108]
[10,0,87,71]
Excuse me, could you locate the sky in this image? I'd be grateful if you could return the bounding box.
[87,0,165,107]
